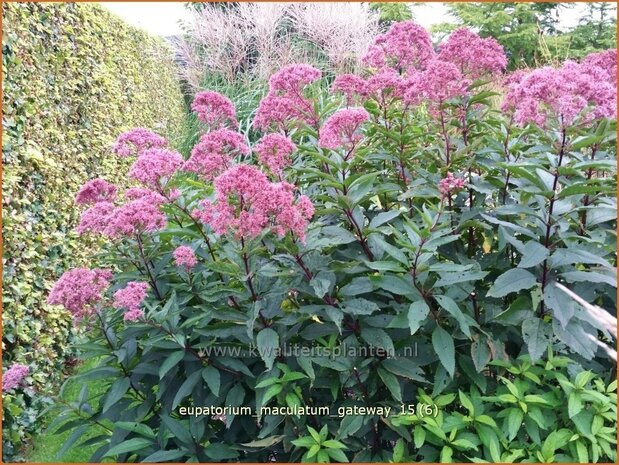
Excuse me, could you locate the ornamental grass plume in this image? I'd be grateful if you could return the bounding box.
[191,90,238,129]
[438,28,507,79]
[48,268,112,320]
[184,128,250,180]
[193,164,314,240]
[113,281,149,321]
[318,108,370,152]
[3,363,29,392]
[173,246,198,270]
[128,148,183,189]
[255,133,297,177]
[112,128,166,158]
[75,178,117,205]
[362,20,434,72]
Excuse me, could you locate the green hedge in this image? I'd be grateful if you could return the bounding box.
[1,3,185,459]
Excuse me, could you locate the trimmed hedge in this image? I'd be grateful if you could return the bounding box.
[2,3,185,459]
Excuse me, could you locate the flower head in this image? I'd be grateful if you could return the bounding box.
[438,172,466,197]
[255,134,297,176]
[502,60,617,127]
[194,164,313,240]
[184,129,250,180]
[403,59,469,108]
[48,268,112,320]
[253,94,308,132]
[105,196,167,237]
[362,21,434,72]
[582,49,617,83]
[268,64,322,94]
[113,281,149,321]
[331,74,368,104]
[112,128,166,158]
[318,108,370,151]
[76,201,116,236]
[129,148,183,189]
[3,364,29,392]
[438,28,507,78]
[192,90,237,129]
[173,246,198,270]
[75,179,117,205]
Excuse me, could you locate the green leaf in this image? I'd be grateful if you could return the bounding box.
[432,326,455,378]
[393,438,405,462]
[378,367,402,402]
[505,408,524,441]
[459,390,475,416]
[517,241,549,268]
[440,445,453,463]
[382,358,427,382]
[172,370,203,409]
[257,328,279,370]
[361,327,395,354]
[434,270,488,287]
[102,377,130,413]
[369,210,401,229]
[202,365,221,396]
[407,300,429,335]
[521,318,551,362]
[487,269,538,298]
[115,421,156,439]
[414,426,426,448]
[104,437,153,457]
[159,350,185,379]
[291,436,317,448]
[364,260,406,272]
[326,448,349,463]
[470,339,491,372]
[434,295,472,338]
[241,435,286,448]
[323,439,347,449]
[568,392,584,418]
[141,449,186,462]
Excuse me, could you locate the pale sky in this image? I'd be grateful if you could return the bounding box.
[100,2,603,37]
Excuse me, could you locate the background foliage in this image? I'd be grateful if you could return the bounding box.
[2,2,185,459]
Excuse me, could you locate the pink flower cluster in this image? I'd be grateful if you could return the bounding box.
[503,54,617,127]
[583,49,617,83]
[75,178,117,205]
[253,64,321,132]
[403,59,470,108]
[255,134,297,176]
[173,246,198,270]
[3,363,29,392]
[129,148,183,189]
[438,28,507,79]
[194,164,314,240]
[48,268,112,320]
[319,108,370,152]
[112,128,166,158]
[438,173,466,197]
[184,128,250,180]
[362,21,434,72]
[191,91,237,129]
[113,281,149,321]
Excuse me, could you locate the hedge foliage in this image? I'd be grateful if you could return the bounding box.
[2,3,185,458]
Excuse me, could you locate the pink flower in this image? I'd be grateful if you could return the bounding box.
[129,148,183,189]
[318,108,370,151]
[502,60,616,127]
[48,268,112,320]
[255,134,297,176]
[582,49,617,83]
[184,129,249,180]
[362,21,434,72]
[124,188,167,205]
[105,196,167,237]
[331,74,368,104]
[268,64,322,94]
[438,28,507,79]
[253,94,309,132]
[194,164,314,240]
[75,179,117,205]
[76,201,116,236]
[191,90,237,129]
[438,172,466,197]
[366,67,403,99]
[173,246,198,269]
[113,281,149,321]
[3,364,29,392]
[403,59,470,108]
[112,128,166,158]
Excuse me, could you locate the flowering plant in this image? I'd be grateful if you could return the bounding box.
[47,22,616,463]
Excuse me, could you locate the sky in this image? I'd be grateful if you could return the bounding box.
[100,2,604,37]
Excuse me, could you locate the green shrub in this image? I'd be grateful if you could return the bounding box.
[28,20,619,463]
[2,3,185,460]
